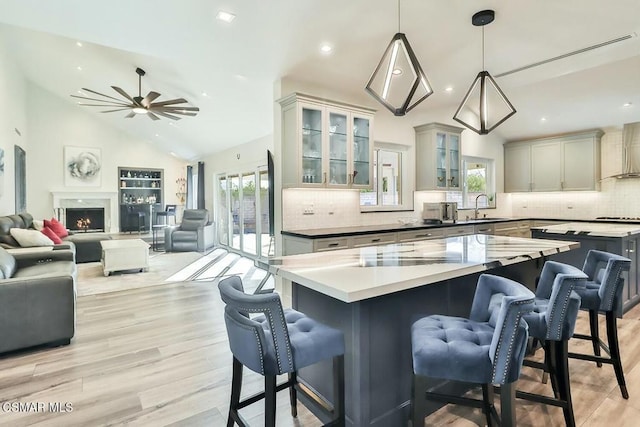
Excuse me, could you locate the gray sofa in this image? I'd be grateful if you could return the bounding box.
[0,246,77,353]
[165,209,215,252]
[0,212,112,263]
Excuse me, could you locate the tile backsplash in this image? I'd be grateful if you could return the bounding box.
[282,178,640,231]
[282,189,512,230]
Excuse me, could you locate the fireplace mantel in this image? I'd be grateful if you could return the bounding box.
[51,190,119,233]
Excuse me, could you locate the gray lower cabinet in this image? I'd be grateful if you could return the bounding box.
[531,230,640,313]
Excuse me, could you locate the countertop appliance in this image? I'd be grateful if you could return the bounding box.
[423,202,458,223]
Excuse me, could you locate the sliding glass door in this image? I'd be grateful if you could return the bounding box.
[229,175,241,251]
[216,167,270,259]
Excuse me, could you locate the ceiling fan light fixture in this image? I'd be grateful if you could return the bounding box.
[453,10,516,135]
[70,67,199,121]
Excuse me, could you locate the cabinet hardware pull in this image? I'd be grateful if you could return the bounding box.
[371,238,381,242]
[415,234,428,238]
[323,172,327,184]
[328,243,339,247]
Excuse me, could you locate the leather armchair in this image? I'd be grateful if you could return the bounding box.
[164,209,215,252]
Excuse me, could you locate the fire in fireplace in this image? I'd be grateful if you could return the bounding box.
[65,208,105,232]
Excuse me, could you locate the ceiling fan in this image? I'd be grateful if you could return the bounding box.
[71,67,199,121]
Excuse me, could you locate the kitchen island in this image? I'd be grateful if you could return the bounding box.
[268,234,578,427]
[531,222,640,312]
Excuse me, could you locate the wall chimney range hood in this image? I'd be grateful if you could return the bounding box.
[612,122,640,179]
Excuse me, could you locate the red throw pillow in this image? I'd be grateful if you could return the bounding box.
[41,226,63,244]
[44,218,69,238]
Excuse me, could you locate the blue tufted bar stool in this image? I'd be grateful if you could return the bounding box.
[218,276,345,427]
[410,274,535,427]
[518,260,587,427]
[567,250,631,399]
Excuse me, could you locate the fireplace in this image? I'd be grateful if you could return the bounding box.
[65,208,105,232]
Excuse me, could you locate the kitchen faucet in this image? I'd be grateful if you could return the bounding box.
[474,194,488,220]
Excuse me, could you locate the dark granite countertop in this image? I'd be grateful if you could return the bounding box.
[282,218,640,239]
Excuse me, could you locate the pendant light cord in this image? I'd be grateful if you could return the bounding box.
[482,26,485,71]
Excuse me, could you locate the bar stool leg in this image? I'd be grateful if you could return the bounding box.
[411,373,428,427]
[589,309,603,367]
[228,357,243,427]
[265,375,276,427]
[500,382,516,427]
[553,340,576,427]
[333,354,345,425]
[288,372,298,417]
[606,311,629,399]
[481,384,495,427]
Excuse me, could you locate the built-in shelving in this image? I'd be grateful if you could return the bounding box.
[118,167,164,232]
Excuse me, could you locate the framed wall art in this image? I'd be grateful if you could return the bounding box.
[64,146,102,187]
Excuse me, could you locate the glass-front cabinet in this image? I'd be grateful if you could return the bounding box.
[352,115,371,187]
[415,123,464,191]
[280,93,375,189]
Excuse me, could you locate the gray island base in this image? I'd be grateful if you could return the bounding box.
[269,235,579,426]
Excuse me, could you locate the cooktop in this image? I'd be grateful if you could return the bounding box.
[596,216,640,221]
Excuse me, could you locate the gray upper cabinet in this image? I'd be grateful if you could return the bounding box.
[504,130,602,192]
[415,123,464,191]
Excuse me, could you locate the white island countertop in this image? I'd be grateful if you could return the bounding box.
[531,222,640,238]
[268,235,578,303]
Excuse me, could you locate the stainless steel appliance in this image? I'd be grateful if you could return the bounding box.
[422,202,458,223]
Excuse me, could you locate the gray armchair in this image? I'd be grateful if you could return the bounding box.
[164,209,215,252]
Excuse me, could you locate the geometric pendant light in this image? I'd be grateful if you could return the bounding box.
[453,10,516,134]
[365,1,433,116]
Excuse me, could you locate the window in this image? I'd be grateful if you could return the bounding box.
[360,143,413,211]
[447,156,495,209]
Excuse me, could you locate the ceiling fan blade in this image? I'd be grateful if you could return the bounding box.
[162,111,198,117]
[81,88,126,102]
[77,103,132,108]
[157,106,200,112]
[147,112,161,121]
[142,91,161,107]
[153,111,182,120]
[101,108,133,113]
[71,95,131,106]
[149,98,189,107]
[111,86,135,103]
[125,111,137,118]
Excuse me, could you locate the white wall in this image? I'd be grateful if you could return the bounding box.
[0,38,28,215]
[25,83,187,223]
[197,133,273,233]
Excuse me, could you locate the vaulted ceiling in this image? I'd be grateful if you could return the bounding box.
[0,0,638,160]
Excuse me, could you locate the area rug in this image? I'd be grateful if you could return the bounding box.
[76,251,204,296]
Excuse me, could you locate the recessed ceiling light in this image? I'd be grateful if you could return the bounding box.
[76,41,83,47]
[155,134,160,137]
[76,66,82,71]
[234,74,247,81]
[445,86,453,92]
[201,92,208,97]
[170,152,178,157]
[392,69,402,75]
[541,117,547,122]
[320,44,333,54]
[623,102,633,107]
[216,10,236,23]
[168,122,174,126]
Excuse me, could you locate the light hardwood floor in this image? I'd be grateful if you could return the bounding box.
[1,280,640,426]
